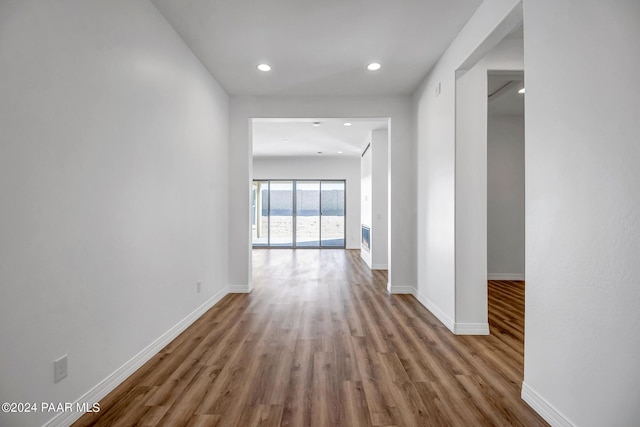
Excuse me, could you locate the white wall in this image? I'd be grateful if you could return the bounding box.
[0,1,229,426]
[371,129,389,269]
[455,36,523,331]
[253,156,361,249]
[455,63,490,330]
[412,0,522,332]
[361,145,373,265]
[360,129,389,269]
[229,95,414,292]
[487,114,524,279]
[522,1,640,425]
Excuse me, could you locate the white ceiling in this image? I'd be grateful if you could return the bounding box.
[252,118,387,158]
[150,0,483,96]
[150,0,486,156]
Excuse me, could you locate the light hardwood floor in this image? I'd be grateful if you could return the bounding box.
[74,249,547,426]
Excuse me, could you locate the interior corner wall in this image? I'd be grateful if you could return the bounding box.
[229,95,415,292]
[455,35,523,331]
[487,114,524,279]
[412,0,522,332]
[360,143,373,266]
[252,156,361,249]
[454,64,489,329]
[371,129,389,269]
[523,1,640,425]
[0,1,230,426]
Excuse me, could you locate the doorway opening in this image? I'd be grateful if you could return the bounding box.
[487,70,525,283]
[252,179,346,248]
[453,18,523,335]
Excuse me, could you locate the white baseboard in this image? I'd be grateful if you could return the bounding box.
[488,273,525,280]
[43,286,230,427]
[371,263,388,270]
[228,284,251,293]
[360,251,372,268]
[413,290,456,333]
[387,283,415,294]
[453,322,490,335]
[400,289,489,336]
[521,382,575,427]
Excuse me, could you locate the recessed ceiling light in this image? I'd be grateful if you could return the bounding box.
[367,62,381,71]
[313,122,321,127]
[257,63,271,72]
[344,122,352,126]
[282,139,288,143]
[337,151,343,154]
[518,88,525,94]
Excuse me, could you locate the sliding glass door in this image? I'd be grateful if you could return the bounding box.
[296,181,321,247]
[320,181,345,247]
[252,179,345,248]
[269,181,294,247]
[252,181,269,247]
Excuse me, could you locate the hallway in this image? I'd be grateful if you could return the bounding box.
[75,250,547,426]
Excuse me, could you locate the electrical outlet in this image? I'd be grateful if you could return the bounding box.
[54,355,67,383]
[197,281,201,293]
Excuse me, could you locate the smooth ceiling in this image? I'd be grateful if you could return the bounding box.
[151,0,483,95]
[252,118,387,158]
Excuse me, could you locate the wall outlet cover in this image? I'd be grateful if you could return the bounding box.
[54,355,68,383]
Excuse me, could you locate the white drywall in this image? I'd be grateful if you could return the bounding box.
[455,63,490,329]
[523,0,640,425]
[229,95,414,292]
[361,143,373,228]
[371,129,389,269]
[455,36,523,331]
[0,1,229,426]
[361,145,373,265]
[252,156,361,249]
[412,0,522,332]
[360,129,389,269]
[487,114,524,279]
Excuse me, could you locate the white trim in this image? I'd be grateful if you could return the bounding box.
[42,286,230,427]
[488,273,525,280]
[453,322,490,335]
[228,284,251,293]
[413,290,456,333]
[360,249,372,267]
[395,289,488,336]
[387,283,415,294]
[371,263,388,270]
[521,382,575,427]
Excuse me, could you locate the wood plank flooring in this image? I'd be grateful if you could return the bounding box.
[74,250,547,427]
